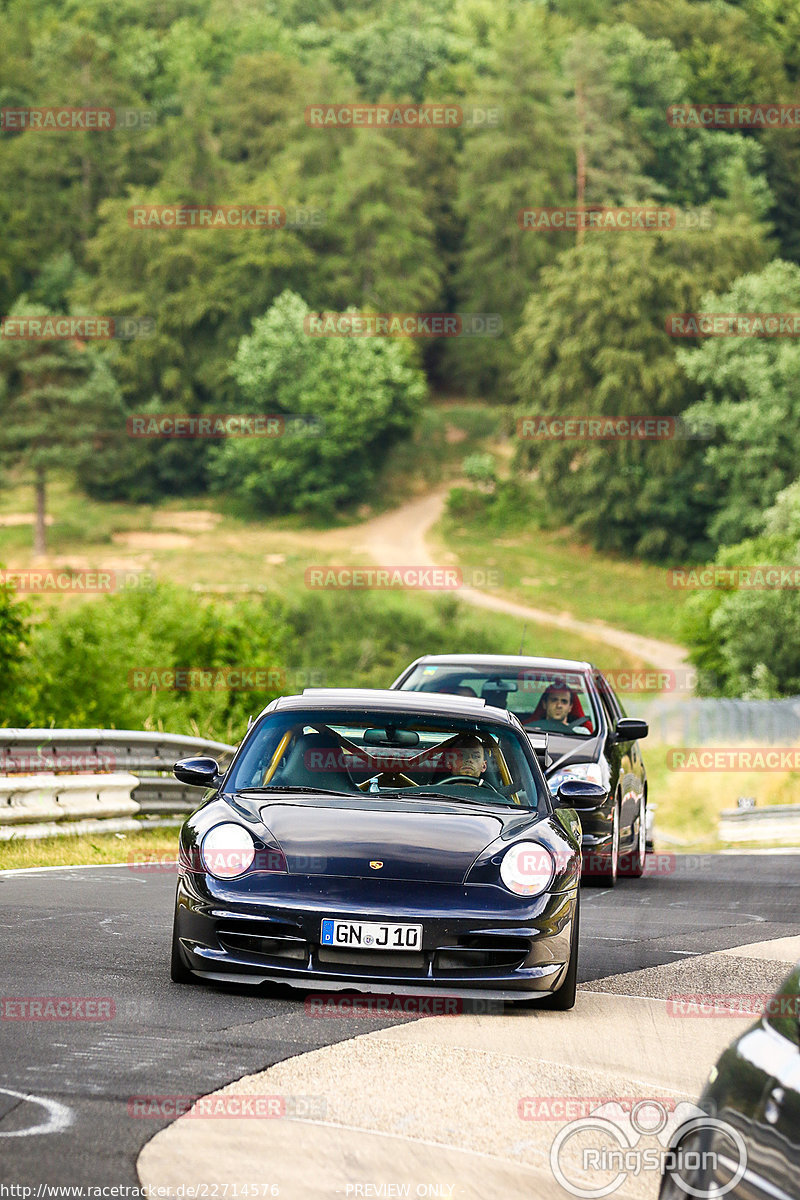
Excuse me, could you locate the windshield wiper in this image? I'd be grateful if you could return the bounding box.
[234,785,343,794]
[380,789,525,808]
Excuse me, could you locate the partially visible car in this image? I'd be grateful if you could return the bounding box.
[169,688,607,1008]
[391,655,649,885]
[659,960,800,1198]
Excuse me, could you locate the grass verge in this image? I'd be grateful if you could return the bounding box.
[0,825,180,872]
[648,742,800,852]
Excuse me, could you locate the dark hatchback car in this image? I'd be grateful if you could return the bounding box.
[169,688,606,1008]
[391,655,649,885]
[659,960,800,1199]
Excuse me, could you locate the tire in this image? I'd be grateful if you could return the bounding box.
[618,793,646,878]
[170,907,196,985]
[539,895,580,1011]
[583,799,619,887]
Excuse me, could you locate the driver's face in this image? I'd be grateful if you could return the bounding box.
[455,745,486,778]
[545,691,571,722]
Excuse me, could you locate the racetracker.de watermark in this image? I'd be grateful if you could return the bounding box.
[1,997,115,1020]
[129,205,323,230]
[303,313,502,337]
[518,206,712,232]
[1,316,154,340]
[0,569,154,593]
[305,103,501,128]
[668,566,800,589]
[127,414,321,438]
[667,747,800,771]
[129,205,286,229]
[128,667,325,692]
[127,1094,325,1119]
[516,416,714,440]
[304,566,502,589]
[668,312,800,337]
[519,1096,677,1120]
[667,103,800,128]
[518,667,696,694]
[0,751,117,773]
[305,993,503,1017]
[0,107,155,132]
[667,993,800,1017]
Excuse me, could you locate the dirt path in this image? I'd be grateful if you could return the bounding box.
[346,489,687,670]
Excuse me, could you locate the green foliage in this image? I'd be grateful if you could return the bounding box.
[0,294,127,548]
[680,259,800,546]
[446,478,538,530]
[683,481,800,698]
[2,581,534,739]
[0,572,29,710]
[512,213,770,559]
[4,584,290,739]
[208,291,427,516]
[461,452,497,489]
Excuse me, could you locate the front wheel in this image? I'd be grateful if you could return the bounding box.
[539,895,579,1011]
[170,907,197,985]
[619,793,647,878]
[583,799,619,887]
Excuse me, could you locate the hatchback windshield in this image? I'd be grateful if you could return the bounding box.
[227,708,546,810]
[397,664,600,737]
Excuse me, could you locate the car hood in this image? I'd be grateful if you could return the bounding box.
[256,795,519,883]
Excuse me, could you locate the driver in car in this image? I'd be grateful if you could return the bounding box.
[446,734,487,783]
[542,685,572,724]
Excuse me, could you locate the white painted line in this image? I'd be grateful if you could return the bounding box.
[0,861,131,876]
[0,1087,73,1137]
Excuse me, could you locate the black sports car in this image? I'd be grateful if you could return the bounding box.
[169,688,606,1008]
[391,655,649,885]
[659,960,800,1198]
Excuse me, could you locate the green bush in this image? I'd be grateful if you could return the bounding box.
[4,582,531,740]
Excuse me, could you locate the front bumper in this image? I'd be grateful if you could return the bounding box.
[173,872,577,998]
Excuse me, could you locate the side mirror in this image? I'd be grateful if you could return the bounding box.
[611,717,649,743]
[173,756,222,788]
[556,779,608,811]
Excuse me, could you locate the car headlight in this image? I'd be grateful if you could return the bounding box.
[201,823,256,878]
[499,841,555,896]
[548,761,605,795]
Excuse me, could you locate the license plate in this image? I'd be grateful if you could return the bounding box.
[320,918,422,951]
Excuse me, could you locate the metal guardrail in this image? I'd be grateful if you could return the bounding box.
[627,696,800,745]
[719,804,800,843]
[0,729,237,817]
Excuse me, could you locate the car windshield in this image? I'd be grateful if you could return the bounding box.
[398,664,600,738]
[226,708,547,810]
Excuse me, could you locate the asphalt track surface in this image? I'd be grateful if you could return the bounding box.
[1,854,798,1188]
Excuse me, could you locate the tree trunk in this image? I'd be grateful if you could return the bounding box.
[576,78,586,247]
[33,468,47,558]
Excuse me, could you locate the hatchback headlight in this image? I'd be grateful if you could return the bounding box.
[499,841,555,896]
[201,823,256,878]
[548,761,604,795]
